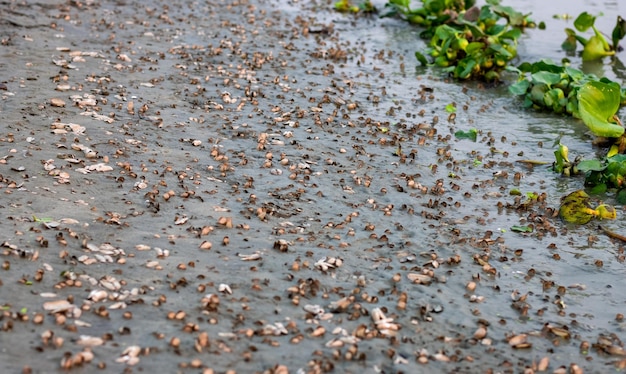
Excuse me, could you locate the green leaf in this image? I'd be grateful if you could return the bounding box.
[455,128,477,141]
[528,59,563,74]
[434,24,457,41]
[445,103,457,113]
[612,15,626,50]
[509,80,530,96]
[608,154,626,163]
[531,71,561,86]
[564,66,585,81]
[587,183,607,195]
[577,81,624,138]
[466,42,485,54]
[582,35,614,61]
[501,28,522,41]
[415,51,429,65]
[487,43,512,58]
[617,189,626,204]
[562,28,578,51]
[574,12,596,32]
[576,159,605,172]
[511,225,533,233]
[456,59,477,79]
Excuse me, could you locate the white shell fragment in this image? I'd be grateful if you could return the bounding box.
[314,256,343,271]
[238,252,262,261]
[218,283,232,294]
[371,307,400,337]
[76,163,113,174]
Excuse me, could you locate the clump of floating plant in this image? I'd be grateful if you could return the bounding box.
[334,0,376,13]
[381,0,477,29]
[411,1,536,81]
[558,190,616,224]
[562,12,626,61]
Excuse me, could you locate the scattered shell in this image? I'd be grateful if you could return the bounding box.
[371,308,400,337]
[238,252,262,261]
[50,98,66,107]
[218,284,232,294]
[314,256,343,271]
[76,335,104,347]
[407,273,432,285]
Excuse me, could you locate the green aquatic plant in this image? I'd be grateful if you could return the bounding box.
[381,0,476,29]
[558,190,616,224]
[562,12,626,61]
[334,0,376,13]
[577,80,624,138]
[509,59,626,117]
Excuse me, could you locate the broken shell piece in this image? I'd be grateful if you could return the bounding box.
[116,345,141,366]
[328,296,352,312]
[261,322,288,336]
[218,284,232,294]
[201,294,220,311]
[371,307,400,337]
[238,252,262,261]
[508,334,531,348]
[303,304,324,316]
[217,216,233,228]
[76,335,104,347]
[43,299,74,313]
[71,143,97,158]
[407,273,432,285]
[314,256,343,271]
[87,290,108,303]
[273,239,289,252]
[174,215,189,225]
[50,98,66,107]
[76,163,113,174]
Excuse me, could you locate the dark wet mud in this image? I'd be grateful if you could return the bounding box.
[1,0,626,373]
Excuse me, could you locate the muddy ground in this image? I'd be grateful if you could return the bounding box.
[1,0,626,373]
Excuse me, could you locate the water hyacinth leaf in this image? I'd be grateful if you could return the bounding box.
[455,128,477,141]
[501,28,522,41]
[612,15,626,50]
[589,183,608,195]
[564,66,585,81]
[485,24,506,36]
[577,81,624,138]
[529,59,563,74]
[466,42,485,54]
[487,43,512,58]
[510,225,533,233]
[435,24,457,41]
[582,35,614,61]
[531,71,561,86]
[456,59,477,79]
[562,28,578,51]
[415,51,428,65]
[491,5,526,27]
[574,12,596,32]
[576,159,605,172]
[608,154,626,163]
[617,189,626,204]
[509,80,530,96]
